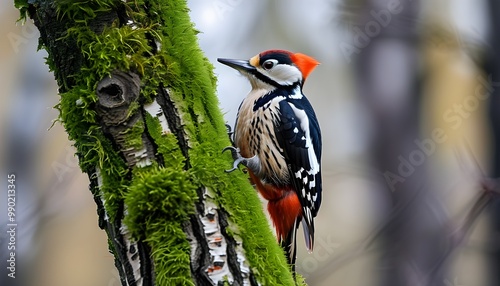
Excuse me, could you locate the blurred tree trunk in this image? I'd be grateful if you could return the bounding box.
[16,0,296,285]
[486,1,500,285]
[350,0,446,285]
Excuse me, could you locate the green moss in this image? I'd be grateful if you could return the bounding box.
[124,165,196,285]
[148,0,295,283]
[14,0,29,22]
[68,24,155,82]
[120,118,144,150]
[146,222,194,286]
[296,274,308,286]
[144,112,185,170]
[55,0,118,23]
[56,84,128,219]
[125,165,195,235]
[22,0,296,284]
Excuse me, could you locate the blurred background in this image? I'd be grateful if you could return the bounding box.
[1,0,499,285]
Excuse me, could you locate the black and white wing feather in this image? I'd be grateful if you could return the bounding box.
[274,97,322,251]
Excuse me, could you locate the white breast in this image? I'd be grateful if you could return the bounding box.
[234,89,289,183]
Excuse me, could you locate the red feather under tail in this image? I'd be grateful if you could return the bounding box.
[248,171,302,266]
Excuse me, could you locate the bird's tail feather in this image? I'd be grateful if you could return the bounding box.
[302,215,314,253]
[281,217,300,272]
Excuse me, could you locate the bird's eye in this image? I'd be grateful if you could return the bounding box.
[262,60,277,70]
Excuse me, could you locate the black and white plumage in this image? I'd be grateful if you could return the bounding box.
[218,50,322,268]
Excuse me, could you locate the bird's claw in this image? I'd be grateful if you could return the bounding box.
[223,146,241,172]
[222,145,238,158]
[222,146,261,174]
[225,157,246,173]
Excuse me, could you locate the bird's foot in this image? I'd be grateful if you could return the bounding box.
[222,146,260,173]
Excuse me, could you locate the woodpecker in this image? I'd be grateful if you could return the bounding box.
[218,50,322,267]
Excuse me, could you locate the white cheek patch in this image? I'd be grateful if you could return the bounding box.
[257,65,302,86]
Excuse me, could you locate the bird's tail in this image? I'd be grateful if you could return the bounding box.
[281,218,300,271]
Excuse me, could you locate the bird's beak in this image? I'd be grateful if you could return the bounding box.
[217,58,256,73]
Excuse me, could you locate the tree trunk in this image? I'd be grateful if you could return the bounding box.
[15,0,296,285]
[486,1,500,285]
[350,0,447,285]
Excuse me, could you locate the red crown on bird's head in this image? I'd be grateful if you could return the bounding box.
[258,49,320,81]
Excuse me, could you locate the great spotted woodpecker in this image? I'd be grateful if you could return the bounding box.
[218,50,322,267]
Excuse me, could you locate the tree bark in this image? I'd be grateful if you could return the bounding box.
[15,0,296,285]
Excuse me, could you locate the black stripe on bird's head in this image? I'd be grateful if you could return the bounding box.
[218,50,319,89]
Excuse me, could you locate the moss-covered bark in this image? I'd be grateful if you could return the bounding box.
[15,0,298,285]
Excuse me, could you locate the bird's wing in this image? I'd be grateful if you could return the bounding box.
[274,98,322,251]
